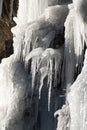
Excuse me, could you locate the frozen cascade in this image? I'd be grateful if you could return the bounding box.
[0,2,69,130]
[0,0,3,16]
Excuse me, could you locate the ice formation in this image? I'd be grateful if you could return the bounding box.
[1,0,87,130]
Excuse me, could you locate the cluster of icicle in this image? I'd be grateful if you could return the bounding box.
[13,4,68,111]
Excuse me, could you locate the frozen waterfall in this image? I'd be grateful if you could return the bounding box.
[1,0,87,130]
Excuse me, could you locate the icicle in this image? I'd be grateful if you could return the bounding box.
[48,59,53,111]
[31,57,41,93]
[9,0,14,21]
[0,0,3,16]
[39,67,48,98]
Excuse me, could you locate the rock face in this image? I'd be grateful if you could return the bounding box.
[0,18,13,62]
[0,0,18,62]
